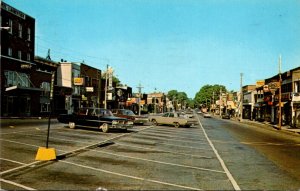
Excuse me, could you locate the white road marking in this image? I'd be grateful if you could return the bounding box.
[131,134,209,145]
[0,178,36,190]
[138,131,207,142]
[196,115,241,191]
[61,160,203,190]
[115,142,212,158]
[0,158,27,165]
[160,142,212,150]
[89,148,224,173]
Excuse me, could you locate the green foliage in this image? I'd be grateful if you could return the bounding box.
[194,84,227,106]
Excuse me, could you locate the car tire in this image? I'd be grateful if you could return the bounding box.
[69,122,75,129]
[174,122,180,128]
[101,123,109,133]
[152,119,158,126]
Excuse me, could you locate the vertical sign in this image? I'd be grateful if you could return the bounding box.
[50,72,55,100]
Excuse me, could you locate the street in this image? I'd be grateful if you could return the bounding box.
[1,114,300,190]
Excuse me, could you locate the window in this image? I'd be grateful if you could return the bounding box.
[8,19,12,34]
[18,51,22,59]
[4,70,30,87]
[27,53,31,61]
[8,48,12,56]
[41,103,50,112]
[27,28,31,41]
[18,23,22,38]
[40,82,50,96]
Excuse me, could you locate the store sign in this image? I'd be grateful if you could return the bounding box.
[256,80,265,87]
[74,78,84,86]
[21,64,32,69]
[86,87,94,92]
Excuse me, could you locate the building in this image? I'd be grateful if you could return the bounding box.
[1,2,39,117]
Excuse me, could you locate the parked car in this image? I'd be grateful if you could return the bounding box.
[148,112,198,128]
[57,107,133,133]
[203,113,212,118]
[221,113,230,119]
[111,109,148,125]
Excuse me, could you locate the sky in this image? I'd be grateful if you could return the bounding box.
[5,0,300,98]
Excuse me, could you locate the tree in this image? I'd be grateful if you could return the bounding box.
[167,90,188,109]
[194,84,227,107]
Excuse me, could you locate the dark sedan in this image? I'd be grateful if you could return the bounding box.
[57,107,133,133]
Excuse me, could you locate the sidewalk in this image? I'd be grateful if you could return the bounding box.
[214,115,300,135]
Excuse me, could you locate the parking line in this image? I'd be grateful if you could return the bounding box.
[138,131,207,142]
[0,157,27,165]
[160,142,212,151]
[61,160,203,190]
[0,178,36,190]
[130,134,209,145]
[89,148,224,173]
[115,142,212,158]
[196,115,241,191]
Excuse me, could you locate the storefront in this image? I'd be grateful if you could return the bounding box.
[292,93,300,128]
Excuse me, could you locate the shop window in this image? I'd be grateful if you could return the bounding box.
[4,70,30,87]
[41,103,50,112]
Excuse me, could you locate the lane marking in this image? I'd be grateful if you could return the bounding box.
[0,178,36,190]
[61,160,203,190]
[196,115,241,191]
[0,126,64,135]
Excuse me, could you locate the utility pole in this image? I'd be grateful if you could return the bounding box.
[98,70,101,108]
[219,88,222,117]
[137,83,144,116]
[240,73,243,122]
[104,64,108,109]
[213,91,215,115]
[278,55,282,130]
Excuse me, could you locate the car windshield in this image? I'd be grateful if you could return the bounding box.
[124,110,135,116]
[94,108,113,117]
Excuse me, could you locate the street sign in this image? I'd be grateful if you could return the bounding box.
[50,72,55,100]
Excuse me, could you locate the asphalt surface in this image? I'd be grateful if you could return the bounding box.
[1,115,300,190]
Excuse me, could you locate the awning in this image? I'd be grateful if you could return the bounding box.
[276,102,287,107]
[5,85,43,92]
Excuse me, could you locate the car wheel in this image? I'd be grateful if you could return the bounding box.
[101,123,109,133]
[69,122,75,129]
[152,119,158,126]
[174,122,180,128]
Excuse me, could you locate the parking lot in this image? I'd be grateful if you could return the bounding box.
[1,116,238,190]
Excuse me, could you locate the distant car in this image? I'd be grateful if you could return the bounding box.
[111,109,148,125]
[203,113,211,118]
[57,107,133,133]
[221,113,230,119]
[148,112,198,128]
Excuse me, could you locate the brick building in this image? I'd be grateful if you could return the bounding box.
[1,2,39,117]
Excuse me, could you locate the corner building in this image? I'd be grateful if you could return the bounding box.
[1,2,39,117]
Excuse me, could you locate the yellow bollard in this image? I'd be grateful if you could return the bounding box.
[35,147,56,161]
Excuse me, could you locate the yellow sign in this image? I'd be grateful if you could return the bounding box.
[74,78,84,85]
[256,80,265,87]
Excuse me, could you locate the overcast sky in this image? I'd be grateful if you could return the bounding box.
[5,0,300,98]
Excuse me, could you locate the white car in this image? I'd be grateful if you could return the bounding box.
[203,113,211,118]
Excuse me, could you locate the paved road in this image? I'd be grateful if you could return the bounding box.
[1,115,299,190]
